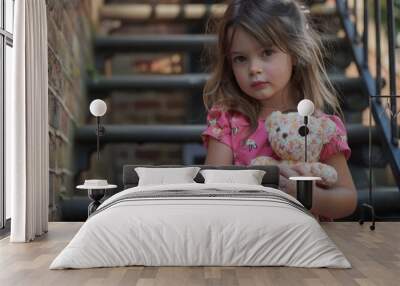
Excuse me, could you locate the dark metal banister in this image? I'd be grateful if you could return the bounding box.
[363,0,368,68]
[337,0,400,189]
[374,0,382,104]
[387,0,399,145]
[354,0,359,42]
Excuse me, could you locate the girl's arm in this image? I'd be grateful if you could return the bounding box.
[310,153,357,219]
[280,153,357,219]
[204,138,234,165]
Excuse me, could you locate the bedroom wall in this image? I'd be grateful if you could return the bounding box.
[47,0,94,220]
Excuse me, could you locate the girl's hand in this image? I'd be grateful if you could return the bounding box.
[291,163,330,188]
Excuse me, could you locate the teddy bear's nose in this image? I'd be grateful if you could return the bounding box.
[282,133,288,139]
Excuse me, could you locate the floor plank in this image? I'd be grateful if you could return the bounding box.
[0,222,399,286]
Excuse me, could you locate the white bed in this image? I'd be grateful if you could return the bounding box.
[50,182,350,269]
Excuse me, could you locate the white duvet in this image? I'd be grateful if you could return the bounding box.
[50,183,351,269]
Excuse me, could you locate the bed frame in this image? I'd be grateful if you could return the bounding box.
[122,165,280,189]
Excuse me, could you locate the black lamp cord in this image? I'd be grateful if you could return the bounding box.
[96,117,100,161]
[304,116,308,163]
[368,97,372,207]
[359,96,376,230]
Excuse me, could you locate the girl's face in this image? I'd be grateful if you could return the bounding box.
[229,27,295,108]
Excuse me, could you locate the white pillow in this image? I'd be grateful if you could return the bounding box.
[200,169,266,185]
[135,167,201,186]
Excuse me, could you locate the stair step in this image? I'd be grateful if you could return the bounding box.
[98,2,335,23]
[304,0,328,4]
[88,74,364,95]
[309,2,337,17]
[95,34,216,54]
[322,34,349,50]
[349,143,390,169]
[94,34,349,54]
[88,74,208,93]
[329,75,364,95]
[341,188,400,221]
[99,3,226,23]
[75,123,379,146]
[76,124,205,144]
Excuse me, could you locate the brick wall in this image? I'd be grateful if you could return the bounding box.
[47,0,94,220]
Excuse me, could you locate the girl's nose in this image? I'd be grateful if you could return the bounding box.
[249,60,263,76]
[250,66,263,76]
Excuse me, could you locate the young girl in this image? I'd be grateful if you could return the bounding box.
[201,0,357,219]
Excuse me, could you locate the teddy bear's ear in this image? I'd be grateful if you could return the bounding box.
[320,117,337,143]
[265,111,281,130]
[269,111,282,118]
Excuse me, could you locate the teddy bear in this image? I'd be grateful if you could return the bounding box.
[250,111,338,187]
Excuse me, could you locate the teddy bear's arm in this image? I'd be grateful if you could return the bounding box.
[250,156,279,166]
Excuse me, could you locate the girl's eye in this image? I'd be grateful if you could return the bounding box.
[276,127,280,132]
[262,49,273,57]
[232,56,246,63]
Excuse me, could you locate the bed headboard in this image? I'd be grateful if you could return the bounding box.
[122,165,280,189]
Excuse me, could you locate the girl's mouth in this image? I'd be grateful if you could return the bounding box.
[251,81,270,90]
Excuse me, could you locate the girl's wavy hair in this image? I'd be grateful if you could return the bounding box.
[203,0,342,133]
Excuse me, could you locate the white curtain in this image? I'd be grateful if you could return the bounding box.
[6,0,49,242]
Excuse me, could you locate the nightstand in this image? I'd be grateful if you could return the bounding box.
[77,180,117,216]
[289,176,321,210]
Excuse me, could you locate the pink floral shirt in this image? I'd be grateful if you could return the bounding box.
[202,106,351,165]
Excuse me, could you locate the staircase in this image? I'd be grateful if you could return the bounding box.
[63,1,400,221]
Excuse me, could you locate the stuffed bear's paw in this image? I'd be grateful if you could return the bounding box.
[250,156,278,166]
[293,162,338,187]
[310,162,338,187]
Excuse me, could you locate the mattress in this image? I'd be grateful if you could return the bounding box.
[50,183,350,269]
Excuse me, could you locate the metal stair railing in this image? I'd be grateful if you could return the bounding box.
[336,0,400,189]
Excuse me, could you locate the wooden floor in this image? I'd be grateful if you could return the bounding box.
[0,222,399,286]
